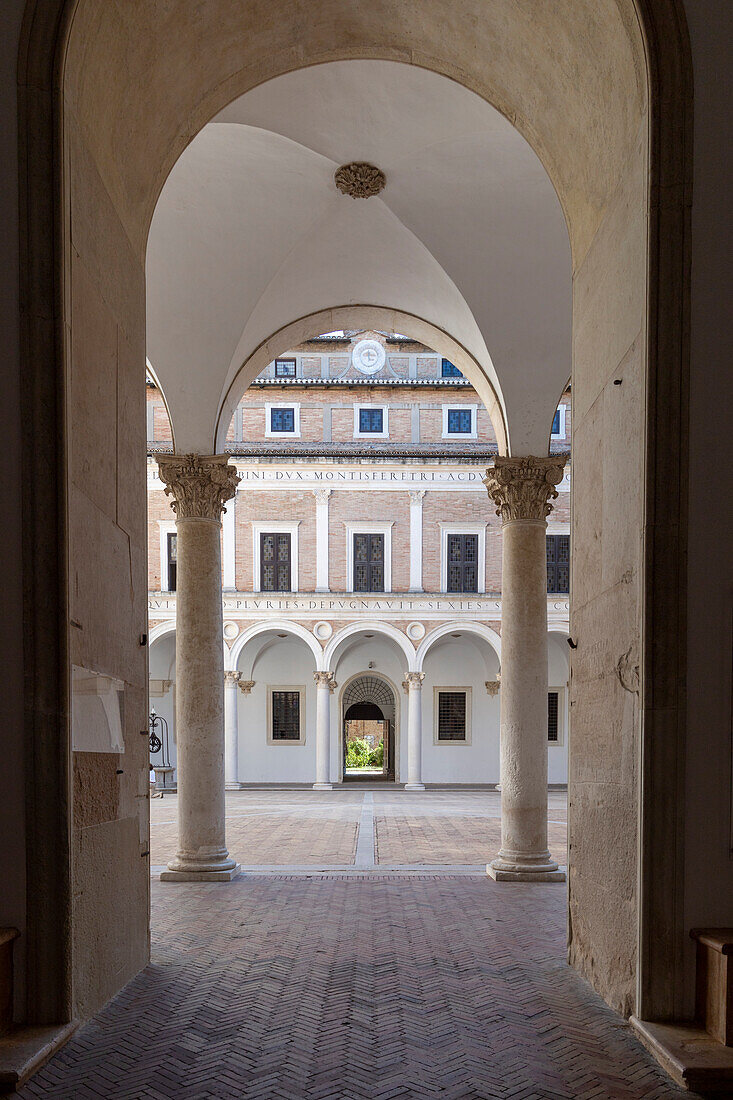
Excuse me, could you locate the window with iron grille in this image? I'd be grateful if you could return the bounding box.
[546,534,570,593]
[271,690,301,741]
[358,407,384,434]
[274,358,296,378]
[446,533,478,592]
[441,358,462,378]
[446,407,473,435]
[270,406,295,432]
[167,532,177,592]
[548,691,560,743]
[353,533,384,592]
[437,691,467,740]
[260,533,291,591]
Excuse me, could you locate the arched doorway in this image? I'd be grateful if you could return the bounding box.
[16,0,694,1036]
[342,675,396,782]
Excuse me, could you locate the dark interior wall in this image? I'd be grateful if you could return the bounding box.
[0,0,29,1021]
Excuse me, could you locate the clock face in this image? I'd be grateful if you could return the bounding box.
[352,339,386,375]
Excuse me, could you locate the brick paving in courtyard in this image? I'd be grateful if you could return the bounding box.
[17,790,694,1099]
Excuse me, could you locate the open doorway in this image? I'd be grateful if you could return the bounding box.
[342,675,396,782]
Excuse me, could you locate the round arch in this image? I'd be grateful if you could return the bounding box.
[416,622,501,673]
[323,620,417,675]
[227,619,323,672]
[148,621,177,647]
[215,305,507,454]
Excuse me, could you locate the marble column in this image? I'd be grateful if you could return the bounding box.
[224,671,242,789]
[484,456,566,881]
[404,672,425,790]
[157,453,240,881]
[313,671,334,790]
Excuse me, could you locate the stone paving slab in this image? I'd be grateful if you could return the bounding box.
[17,876,694,1099]
[375,815,567,867]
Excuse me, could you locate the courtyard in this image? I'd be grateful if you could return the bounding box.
[16,791,696,1099]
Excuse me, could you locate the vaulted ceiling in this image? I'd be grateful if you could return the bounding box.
[146,60,571,454]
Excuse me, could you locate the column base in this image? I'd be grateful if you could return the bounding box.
[312,782,333,790]
[161,863,241,882]
[487,855,565,882]
[404,782,425,791]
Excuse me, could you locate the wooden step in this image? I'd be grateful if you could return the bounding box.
[691,927,733,1046]
[0,931,19,1038]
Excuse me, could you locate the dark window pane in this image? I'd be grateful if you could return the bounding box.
[438,691,467,740]
[441,358,462,378]
[548,692,559,742]
[446,534,479,593]
[447,407,472,434]
[353,533,384,592]
[272,690,300,740]
[167,532,177,591]
[271,407,295,432]
[546,534,570,593]
[261,533,290,591]
[359,407,384,433]
[551,409,561,435]
[274,358,296,377]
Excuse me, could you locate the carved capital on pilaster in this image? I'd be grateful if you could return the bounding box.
[313,488,332,505]
[156,453,240,521]
[485,679,501,697]
[224,671,241,685]
[408,489,426,504]
[484,456,565,524]
[404,672,425,691]
[238,680,255,695]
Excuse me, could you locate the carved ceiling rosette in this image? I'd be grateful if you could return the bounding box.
[484,456,565,524]
[334,162,386,199]
[156,453,240,520]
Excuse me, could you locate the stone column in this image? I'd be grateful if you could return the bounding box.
[224,671,242,789]
[408,489,425,592]
[157,453,240,881]
[484,456,566,881]
[313,671,335,790]
[403,672,425,790]
[314,488,332,592]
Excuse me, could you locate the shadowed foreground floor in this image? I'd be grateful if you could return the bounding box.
[18,874,691,1099]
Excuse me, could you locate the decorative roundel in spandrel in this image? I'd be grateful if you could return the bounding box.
[223,621,239,640]
[406,621,426,641]
[352,339,386,376]
[313,621,333,641]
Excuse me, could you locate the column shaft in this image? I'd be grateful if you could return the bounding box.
[224,672,241,789]
[313,671,334,790]
[404,673,425,790]
[157,453,240,881]
[485,456,566,882]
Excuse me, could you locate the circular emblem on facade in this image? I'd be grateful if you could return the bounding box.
[352,339,386,376]
[313,621,333,641]
[334,162,386,199]
[223,621,239,640]
[406,621,426,642]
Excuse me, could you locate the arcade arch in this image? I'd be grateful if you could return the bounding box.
[18,0,692,1040]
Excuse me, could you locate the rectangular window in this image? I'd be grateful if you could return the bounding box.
[548,691,559,743]
[270,406,295,433]
[271,690,301,740]
[167,532,177,592]
[546,534,570,593]
[274,358,296,378]
[447,407,473,434]
[353,533,384,592]
[260,532,291,591]
[437,691,467,741]
[446,533,478,593]
[358,407,384,434]
[441,358,462,378]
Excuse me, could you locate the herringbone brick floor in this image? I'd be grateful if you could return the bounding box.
[18,874,693,1099]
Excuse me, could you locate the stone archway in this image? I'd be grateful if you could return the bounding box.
[17,0,692,1030]
[341,674,398,782]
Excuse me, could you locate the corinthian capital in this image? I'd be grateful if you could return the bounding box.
[404,672,425,690]
[156,454,240,521]
[314,670,336,691]
[484,456,565,524]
